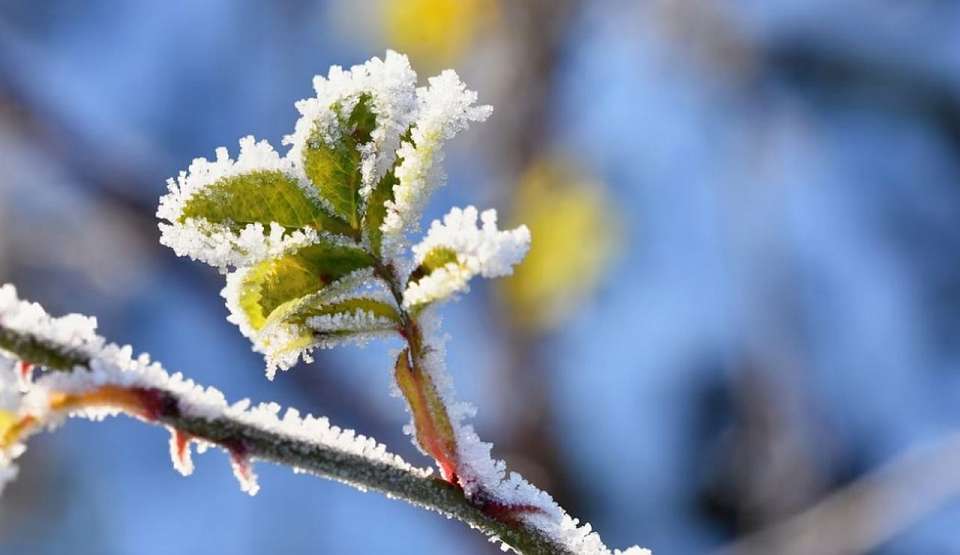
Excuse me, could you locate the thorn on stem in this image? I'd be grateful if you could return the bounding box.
[16,361,33,388]
[226,440,259,495]
[168,427,194,476]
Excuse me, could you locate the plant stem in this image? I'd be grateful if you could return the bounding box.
[375,260,461,482]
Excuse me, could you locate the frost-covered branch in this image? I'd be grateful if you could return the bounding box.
[0,285,583,554]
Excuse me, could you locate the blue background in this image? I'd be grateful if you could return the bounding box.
[2,1,960,553]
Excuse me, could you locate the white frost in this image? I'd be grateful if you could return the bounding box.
[403,206,530,308]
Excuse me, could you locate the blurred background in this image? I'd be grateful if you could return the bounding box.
[1,1,960,553]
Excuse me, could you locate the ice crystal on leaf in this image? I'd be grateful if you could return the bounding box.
[404,206,530,310]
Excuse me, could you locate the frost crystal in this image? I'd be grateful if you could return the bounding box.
[403,206,530,308]
[169,428,195,476]
[305,308,395,335]
[381,72,493,258]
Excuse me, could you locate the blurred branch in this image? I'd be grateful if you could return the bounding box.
[765,43,960,151]
[718,433,960,555]
[483,0,589,513]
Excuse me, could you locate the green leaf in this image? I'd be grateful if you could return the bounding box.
[407,247,459,286]
[302,94,377,231]
[178,169,353,237]
[237,241,375,332]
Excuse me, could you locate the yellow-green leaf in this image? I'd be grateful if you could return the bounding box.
[178,169,353,237]
[237,242,374,332]
[261,296,401,359]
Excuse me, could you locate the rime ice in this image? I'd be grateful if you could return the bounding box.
[404,206,530,308]
[0,356,23,493]
[0,283,102,357]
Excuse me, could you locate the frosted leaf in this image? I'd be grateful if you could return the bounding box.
[380,71,493,259]
[222,267,398,379]
[403,206,530,308]
[218,241,375,340]
[157,136,339,272]
[284,50,418,203]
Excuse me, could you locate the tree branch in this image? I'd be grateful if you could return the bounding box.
[0,323,571,555]
[716,433,960,555]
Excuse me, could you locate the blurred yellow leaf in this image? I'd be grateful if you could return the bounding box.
[502,157,619,333]
[0,409,20,448]
[380,0,498,68]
